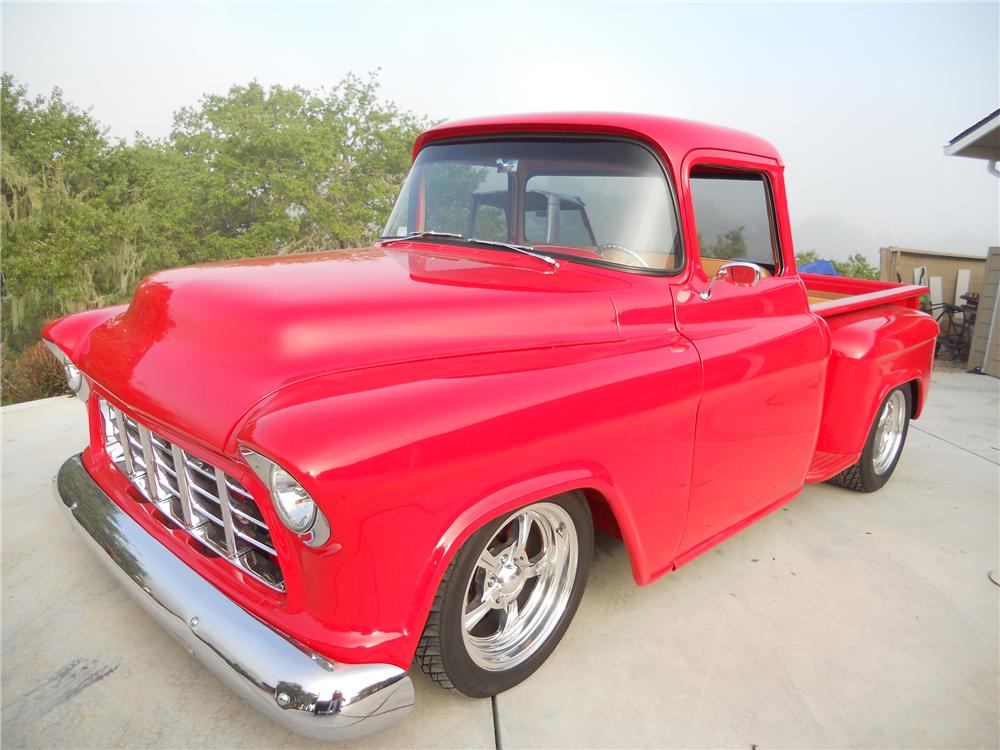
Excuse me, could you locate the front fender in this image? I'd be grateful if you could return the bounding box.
[42,305,127,359]
[234,337,701,667]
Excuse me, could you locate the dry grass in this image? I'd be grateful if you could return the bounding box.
[2,341,70,405]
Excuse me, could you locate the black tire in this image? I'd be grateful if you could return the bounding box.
[829,385,911,493]
[414,492,593,698]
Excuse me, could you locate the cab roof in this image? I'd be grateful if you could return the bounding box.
[414,112,782,167]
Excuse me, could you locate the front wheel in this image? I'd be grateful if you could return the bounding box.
[829,385,911,492]
[415,493,593,697]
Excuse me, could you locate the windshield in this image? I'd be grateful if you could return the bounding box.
[382,139,682,271]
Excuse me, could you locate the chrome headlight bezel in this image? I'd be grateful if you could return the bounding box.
[43,339,90,402]
[240,448,330,547]
[269,465,317,533]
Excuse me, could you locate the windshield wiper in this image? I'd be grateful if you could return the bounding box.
[378,232,559,269]
[378,231,463,244]
[462,238,559,269]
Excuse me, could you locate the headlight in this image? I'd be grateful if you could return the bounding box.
[64,362,83,394]
[43,340,89,402]
[269,465,317,533]
[240,448,330,546]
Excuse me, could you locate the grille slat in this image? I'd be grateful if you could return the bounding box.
[189,497,226,528]
[113,408,136,476]
[185,458,216,482]
[234,526,278,556]
[214,468,239,558]
[227,481,253,499]
[137,425,161,501]
[229,503,269,530]
[98,398,284,591]
[154,455,176,477]
[169,443,196,528]
[189,478,224,506]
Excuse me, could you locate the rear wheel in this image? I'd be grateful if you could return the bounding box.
[830,385,911,492]
[415,493,593,697]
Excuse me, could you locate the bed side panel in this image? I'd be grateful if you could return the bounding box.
[814,305,937,459]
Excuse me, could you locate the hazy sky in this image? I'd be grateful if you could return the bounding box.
[3,2,998,260]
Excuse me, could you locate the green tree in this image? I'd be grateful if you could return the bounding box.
[165,75,427,261]
[794,250,820,266]
[2,73,148,351]
[794,250,878,279]
[1,72,430,403]
[702,227,747,260]
[835,252,878,280]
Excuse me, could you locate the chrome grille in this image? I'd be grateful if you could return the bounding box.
[98,398,284,591]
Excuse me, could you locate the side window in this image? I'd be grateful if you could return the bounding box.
[689,170,780,269]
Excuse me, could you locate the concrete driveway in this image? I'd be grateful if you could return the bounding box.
[3,370,998,748]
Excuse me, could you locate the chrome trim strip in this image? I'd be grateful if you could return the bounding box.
[233,527,278,557]
[184,458,216,482]
[170,444,195,527]
[228,482,253,500]
[155,454,177,477]
[138,425,161,501]
[188,479,223,507]
[54,455,414,741]
[189,498,225,528]
[214,468,239,558]
[113,408,136,477]
[228,504,269,530]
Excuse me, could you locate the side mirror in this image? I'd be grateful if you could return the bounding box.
[699,261,763,301]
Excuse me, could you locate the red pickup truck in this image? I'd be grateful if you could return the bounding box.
[47,113,937,740]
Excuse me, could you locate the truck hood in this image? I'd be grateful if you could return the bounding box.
[76,245,624,450]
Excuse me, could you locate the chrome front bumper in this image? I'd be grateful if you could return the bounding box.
[55,454,414,741]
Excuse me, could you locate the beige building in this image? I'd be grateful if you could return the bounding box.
[943,109,1000,376]
[879,246,986,305]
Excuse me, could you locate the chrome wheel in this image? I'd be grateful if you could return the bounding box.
[461,502,578,671]
[872,389,907,475]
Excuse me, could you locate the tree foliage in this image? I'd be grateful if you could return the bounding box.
[1,72,428,401]
[794,250,879,279]
[700,227,748,260]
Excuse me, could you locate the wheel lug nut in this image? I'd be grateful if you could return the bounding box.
[488,576,496,586]
[501,554,508,563]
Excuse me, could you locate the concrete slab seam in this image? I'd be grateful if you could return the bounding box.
[910,424,1000,465]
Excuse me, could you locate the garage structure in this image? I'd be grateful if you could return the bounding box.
[944,109,1000,376]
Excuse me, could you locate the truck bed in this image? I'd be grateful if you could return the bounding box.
[802,273,927,318]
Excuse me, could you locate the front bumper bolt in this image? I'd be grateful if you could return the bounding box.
[189,616,199,628]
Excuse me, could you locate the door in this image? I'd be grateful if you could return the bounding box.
[673,154,829,553]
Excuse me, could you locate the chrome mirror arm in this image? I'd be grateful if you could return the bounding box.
[699,261,764,300]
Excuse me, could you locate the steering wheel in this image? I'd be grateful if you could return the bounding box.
[597,244,650,268]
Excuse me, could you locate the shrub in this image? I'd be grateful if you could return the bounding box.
[2,340,70,405]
